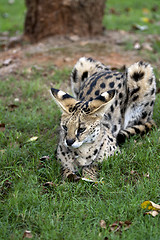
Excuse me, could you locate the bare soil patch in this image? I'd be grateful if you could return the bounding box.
[0,30,158,77]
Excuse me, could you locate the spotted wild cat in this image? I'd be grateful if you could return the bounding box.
[50,57,156,180]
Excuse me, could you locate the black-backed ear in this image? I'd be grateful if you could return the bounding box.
[83,90,115,116]
[50,88,78,114]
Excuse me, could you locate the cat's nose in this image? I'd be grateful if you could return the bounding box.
[66,138,75,146]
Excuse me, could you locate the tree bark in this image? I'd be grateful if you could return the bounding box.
[24,0,106,42]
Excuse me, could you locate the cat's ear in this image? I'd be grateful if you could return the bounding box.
[50,88,78,114]
[84,90,115,117]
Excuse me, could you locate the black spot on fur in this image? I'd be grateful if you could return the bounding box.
[132,95,139,101]
[62,152,65,156]
[95,90,100,96]
[87,88,92,95]
[72,69,77,82]
[131,71,144,82]
[117,133,126,144]
[142,111,147,119]
[144,102,149,107]
[139,61,144,66]
[130,86,140,96]
[62,93,74,100]
[94,149,98,155]
[103,123,110,129]
[74,151,79,156]
[109,82,115,88]
[87,57,94,62]
[100,142,104,150]
[113,73,119,76]
[133,127,141,134]
[100,82,106,89]
[115,100,118,107]
[95,95,106,102]
[150,101,154,106]
[119,93,123,99]
[144,124,150,132]
[96,65,103,69]
[110,105,114,112]
[108,136,113,142]
[118,83,122,88]
[108,113,112,120]
[79,92,83,99]
[105,75,113,80]
[112,125,117,132]
[148,77,153,85]
[82,71,88,81]
[151,88,155,95]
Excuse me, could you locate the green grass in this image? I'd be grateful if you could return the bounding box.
[0,66,160,240]
[104,0,160,34]
[0,0,25,34]
[0,0,160,239]
[1,0,160,35]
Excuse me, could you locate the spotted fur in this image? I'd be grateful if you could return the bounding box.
[51,57,156,180]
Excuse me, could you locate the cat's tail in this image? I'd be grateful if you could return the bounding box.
[117,120,156,144]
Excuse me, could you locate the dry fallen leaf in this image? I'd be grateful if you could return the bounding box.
[0,149,6,154]
[141,200,160,217]
[151,5,159,12]
[141,17,152,23]
[141,200,160,211]
[3,58,12,66]
[40,156,50,161]
[109,221,132,233]
[144,211,159,217]
[142,8,150,14]
[68,35,80,42]
[38,156,50,169]
[109,8,120,15]
[142,42,153,51]
[14,98,20,102]
[134,42,141,50]
[143,172,150,178]
[0,123,5,131]
[26,136,38,143]
[7,104,18,111]
[132,24,148,31]
[23,230,33,239]
[100,219,107,229]
[43,182,55,187]
[81,177,104,184]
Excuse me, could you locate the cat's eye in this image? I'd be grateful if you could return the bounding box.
[77,127,86,134]
[62,125,67,131]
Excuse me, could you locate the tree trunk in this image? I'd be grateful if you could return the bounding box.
[24,0,106,42]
